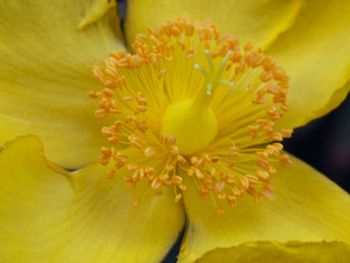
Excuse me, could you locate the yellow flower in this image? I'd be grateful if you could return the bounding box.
[0,0,349,262]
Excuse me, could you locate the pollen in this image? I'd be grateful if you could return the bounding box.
[90,18,293,212]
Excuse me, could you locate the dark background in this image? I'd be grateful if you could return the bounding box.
[118,1,350,261]
[284,94,350,193]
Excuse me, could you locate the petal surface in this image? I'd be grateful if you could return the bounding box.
[0,0,125,168]
[125,0,302,49]
[179,156,350,263]
[192,242,350,263]
[268,0,350,128]
[0,136,185,263]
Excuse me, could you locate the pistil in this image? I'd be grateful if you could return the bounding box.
[161,49,236,155]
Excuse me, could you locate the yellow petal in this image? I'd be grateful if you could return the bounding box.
[0,0,125,168]
[268,1,350,128]
[178,156,350,263]
[190,242,350,263]
[0,136,185,263]
[125,0,302,49]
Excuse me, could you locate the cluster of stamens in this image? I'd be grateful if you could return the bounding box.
[90,18,293,212]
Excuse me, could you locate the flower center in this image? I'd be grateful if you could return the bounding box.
[90,18,293,212]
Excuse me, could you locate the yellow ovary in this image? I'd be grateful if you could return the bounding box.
[161,99,218,155]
